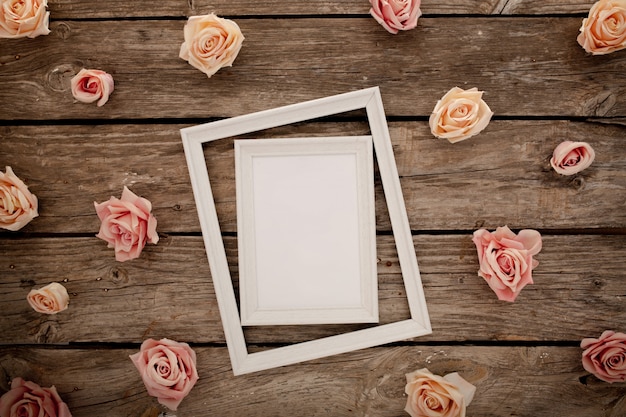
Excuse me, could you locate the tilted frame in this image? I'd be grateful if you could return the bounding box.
[181,87,431,375]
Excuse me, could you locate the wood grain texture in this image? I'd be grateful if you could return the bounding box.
[2,18,625,120]
[45,0,597,18]
[1,120,625,234]
[1,234,624,345]
[0,346,623,417]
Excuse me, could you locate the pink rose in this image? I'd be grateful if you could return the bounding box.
[369,0,421,34]
[179,13,245,78]
[27,282,69,314]
[472,226,542,302]
[404,368,475,417]
[130,338,199,411]
[578,0,626,55]
[94,186,158,262]
[0,377,72,417]
[581,330,626,383]
[429,87,493,143]
[550,141,595,175]
[0,0,50,39]
[0,166,38,231]
[70,69,114,107]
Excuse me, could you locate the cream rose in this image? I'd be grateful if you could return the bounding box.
[369,0,421,34]
[550,141,595,175]
[581,330,626,383]
[70,69,114,107]
[179,13,244,78]
[578,0,626,55]
[429,87,493,143]
[404,368,475,417]
[0,0,50,39]
[0,166,38,231]
[94,186,158,262]
[0,377,72,417]
[130,338,199,411]
[27,282,69,314]
[472,226,542,302]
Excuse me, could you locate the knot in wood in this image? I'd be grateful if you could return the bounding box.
[53,22,72,40]
[46,64,78,92]
[108,266,129,284]
[34,320,59,344]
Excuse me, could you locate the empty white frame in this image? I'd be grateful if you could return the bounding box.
[235,136,378,326]
[181,87,431,375]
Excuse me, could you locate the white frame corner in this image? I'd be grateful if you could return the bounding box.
[181,87,431,375]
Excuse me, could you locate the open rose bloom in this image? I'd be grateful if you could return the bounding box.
[0,166,38,231]
[0,377,72,417]
[0,0,50,39]
[70,69,114,107]
[130,338,199,411]
[550,141,595,175]
[369,0,421,34]
[27,282,69,314]
[404,368,475,417]
[578,0,626,55]
[429,87,493,143]
[94,186,158,262]
[179,13,244,78]
[581,330,626,383]
[472,226,542,302]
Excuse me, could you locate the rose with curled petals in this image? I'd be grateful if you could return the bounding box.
[578,0,626,55]
[130,338,199,410]
[0,377,72,417]
[70,69,114,107]
[179,13,244,78]
[94,186,158,262]
[0,166,38,231]
[581,330,626,383]
[550,141,595,175]
[429,87,493,143]
[27,282,69,314]
[369,0,421,34]
[0,0,50,39]
[404,368,476,417]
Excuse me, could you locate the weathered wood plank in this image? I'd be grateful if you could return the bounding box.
[1,18,625,120]
[1,234,624,344]
[1,120,625,234]
[45,0,596,19]
[0,346,623,417]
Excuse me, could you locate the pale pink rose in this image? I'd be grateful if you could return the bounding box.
[578,0,626,55]
[550,141,595,175]
[369,0,421,34]
[27,282,69,314]
[179,13,244,78]
[472,226,542,302]
[70,69,114,107]
[0,166,38,231]
[0,0,50,39]
[429,87,493,143]
[94,186,158,262]
[130,338,199,411]
[0,377,72,417]
[404,368,475,417]
[581,330,626,383]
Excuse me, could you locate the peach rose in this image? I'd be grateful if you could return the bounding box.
[578,0,626,55]
[429,87,493,143]
[130,338,199,411]
[27,282,69,314]
[581,330,626,383]
[404,368,475,417]
[472,226,542,302]
[550,141,595,175]
[0,166,38,231]
[70,69,114,107]
[179,13,244,78]
[369,0,421,34]
[0,377,72,417]
[94,186,158,262]
[0,0,50,39]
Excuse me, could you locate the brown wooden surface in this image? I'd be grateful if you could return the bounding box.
[1,1,625,416]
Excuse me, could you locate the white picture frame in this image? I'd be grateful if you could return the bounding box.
[235,136,378,326]
[181,87,431,375]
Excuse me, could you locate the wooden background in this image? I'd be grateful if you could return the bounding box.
[1,1,626,416]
